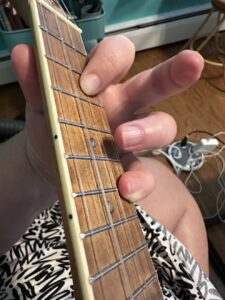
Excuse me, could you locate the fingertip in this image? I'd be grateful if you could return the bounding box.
[11,44,33,65]
[171,50,204,87]
[11,44,36,83]
[118,171,155,203]
[80,35,135,95]
[115,112,177,152]
[80,73,100,96]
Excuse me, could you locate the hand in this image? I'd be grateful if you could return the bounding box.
[11,35,204,206]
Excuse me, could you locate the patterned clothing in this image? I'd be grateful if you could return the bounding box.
[0,202,222,299]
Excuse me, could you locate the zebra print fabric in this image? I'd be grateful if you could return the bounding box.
[0,202,222,299]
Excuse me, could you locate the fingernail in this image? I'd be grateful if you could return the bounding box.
[125,176,146,202]
[122,126,144,149]
[80,74,101,95]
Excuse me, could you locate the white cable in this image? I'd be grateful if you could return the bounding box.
[196,151,225,222]
[204,144,225,158]
[167,137,225,222]
[154,135,225,223]
[213,131,225,139]
[184,167,203,194]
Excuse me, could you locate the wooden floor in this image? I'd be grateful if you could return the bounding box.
[0,38,225,296]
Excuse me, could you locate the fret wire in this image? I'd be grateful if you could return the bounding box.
[46,54,81,75]
[59,19,136,293]
[38,5,101,298]
[89,243,148,285]
[81,37,147,297]
[37,2,144,298]
[52,85,103,107]
[37,0,77,29]
[65,12,147,296]
[128,273,159,300]
[82,33,151,289]
[82,91,146,291]
[66,8,147,292]
[53,15,106,205]
[66,25,136,295]
[89,127,147,289]
[38,3,92,198]
[37,2,160,298]
[80,215,138,239]
[64,154,120,163]
[58,118,111,134]
[72,188,118,198]
[85,80,151,291]
[54,18,133,295]
[46,6,155,296]
[40,24,86,56]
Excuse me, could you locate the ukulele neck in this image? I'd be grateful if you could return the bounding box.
[13,0,163,298]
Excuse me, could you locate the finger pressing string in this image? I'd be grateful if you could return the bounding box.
[118,153,155,202]
[114,112,177,152]
[80,36,135,95]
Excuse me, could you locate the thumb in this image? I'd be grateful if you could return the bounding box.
[11,44,43,113]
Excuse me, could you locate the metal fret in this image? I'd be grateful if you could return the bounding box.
[80,215,139,239]
[128,273,159,300]
[52,86,102,107]
[40,24,86,56]
[65,154,120,163]
[46,54,81,75]
[89,243,148,284]
[72,188,118,198]
[58,119,111,134]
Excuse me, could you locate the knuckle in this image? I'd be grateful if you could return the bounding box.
[103,53,120,74]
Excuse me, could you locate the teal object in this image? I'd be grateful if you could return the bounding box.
[76,9,105,41]
[0,28,33,52]
[0,3,105,53]
[63,0,102,19]
[0,30,5,51]
[103,0,211,26]
[62,0,105,41]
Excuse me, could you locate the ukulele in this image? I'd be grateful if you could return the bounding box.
[12,1,163,299]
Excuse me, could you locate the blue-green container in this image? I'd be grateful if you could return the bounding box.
[76,9,105,41]
[62,0,105,41]
[0,8,104,53]
[0,28,33,52]
[103,0,211,27]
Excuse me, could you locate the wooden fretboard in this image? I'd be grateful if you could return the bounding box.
[26,0,163,299]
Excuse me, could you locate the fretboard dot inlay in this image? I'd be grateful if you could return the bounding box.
[90,137,97,148]
[107,201,114,214]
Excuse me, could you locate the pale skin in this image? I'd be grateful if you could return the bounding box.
[0,36,208,275]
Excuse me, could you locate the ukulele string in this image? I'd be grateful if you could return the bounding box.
[39,2,132,295]
[86,105,146,291]
[63,6,148,292]
[64,25,133,295]
[38,6,108,292]
[52,9,108,288]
